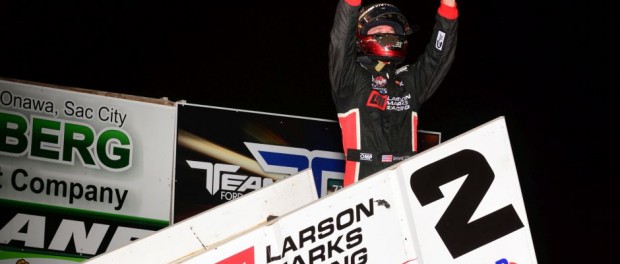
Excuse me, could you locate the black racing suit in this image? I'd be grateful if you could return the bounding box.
[329,0,458,186]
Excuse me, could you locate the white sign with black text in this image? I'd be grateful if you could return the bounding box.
[398,116,537,263]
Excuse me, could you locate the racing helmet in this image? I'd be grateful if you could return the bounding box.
[356,3,414,62]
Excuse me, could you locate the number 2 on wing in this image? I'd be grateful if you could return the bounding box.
[410,149,524,258]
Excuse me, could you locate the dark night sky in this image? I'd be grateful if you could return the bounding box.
[1,1,618,262]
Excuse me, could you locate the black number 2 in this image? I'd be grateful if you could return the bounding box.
[410,149,524,258]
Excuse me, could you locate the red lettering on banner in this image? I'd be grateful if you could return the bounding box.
[217,246,255,264]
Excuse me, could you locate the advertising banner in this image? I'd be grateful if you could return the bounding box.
[0,79,177,263]
[181,171,418,264]
[85,170,319,264]
[174,103,345,222]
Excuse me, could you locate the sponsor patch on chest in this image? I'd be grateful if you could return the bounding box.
[366,91,411,111]
[366,90,388,110]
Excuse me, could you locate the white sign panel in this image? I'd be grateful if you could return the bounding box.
[396,116,537,263]
[183,171,418,264]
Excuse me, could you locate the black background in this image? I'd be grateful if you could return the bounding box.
[1,0,618,262]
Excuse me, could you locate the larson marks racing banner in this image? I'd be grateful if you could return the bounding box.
[179,171,418,264]
[174,103,345,222]
[174,116,536,263]
[0,79,177,263]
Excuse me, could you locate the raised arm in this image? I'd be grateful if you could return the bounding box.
[328,0,362,101]
[409,0,459,104]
